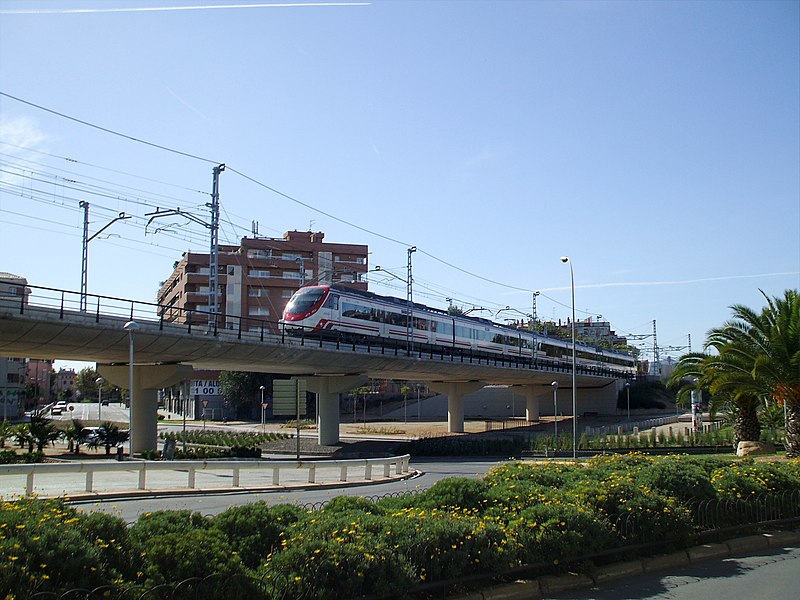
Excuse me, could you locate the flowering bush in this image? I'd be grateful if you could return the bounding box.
[3,455,799,597]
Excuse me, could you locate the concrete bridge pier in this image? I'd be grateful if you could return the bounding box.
[429,381,485,433]
[98,364,194,454]
[515,385,543,422]
[306,375,367,445]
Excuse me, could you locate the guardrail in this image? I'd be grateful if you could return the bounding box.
[3,283,635,378]
[0,454,412,498]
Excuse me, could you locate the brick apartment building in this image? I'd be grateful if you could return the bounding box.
[157,230,369,332]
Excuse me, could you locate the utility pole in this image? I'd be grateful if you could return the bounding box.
[208,164,224,329]
[652,319,660,376]
[406,246,416,355]
[79,201,130,311]
[532,291,539,366]
[145,164,225,330]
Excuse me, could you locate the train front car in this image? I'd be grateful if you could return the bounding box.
[280,285,332,334]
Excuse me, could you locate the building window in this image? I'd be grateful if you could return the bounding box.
[249,307,270,316]
[281,289,294,299]
[282,272,301,280]
[247,249,274,259]
[250,269,271,278]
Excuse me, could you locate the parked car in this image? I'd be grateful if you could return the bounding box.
[81,427,102,445]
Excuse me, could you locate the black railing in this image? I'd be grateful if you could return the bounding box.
[6,284,634,379]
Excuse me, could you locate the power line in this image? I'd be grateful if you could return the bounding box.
[3,91,614,319]
[1,91,221,165]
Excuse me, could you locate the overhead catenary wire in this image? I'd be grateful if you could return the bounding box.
[2,91,601,320]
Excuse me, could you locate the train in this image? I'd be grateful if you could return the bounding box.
[280,284,637,376]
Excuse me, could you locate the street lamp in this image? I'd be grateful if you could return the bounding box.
[625,382,631,421]
[123,320,140,457]
[260,385,266,433]
[551,381,559,446]
[96,377,104,422]
[560,256,577,460]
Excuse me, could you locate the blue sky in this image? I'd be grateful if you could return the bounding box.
[1,0,798,372]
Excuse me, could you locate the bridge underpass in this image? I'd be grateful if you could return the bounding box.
[1,287,629,452]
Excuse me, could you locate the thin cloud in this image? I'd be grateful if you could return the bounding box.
[1,3,370,15]
[165,86,214,124]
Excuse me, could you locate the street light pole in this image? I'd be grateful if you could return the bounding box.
[123,320,139,457]
[260,385,266,433]
[560,256,577,460]
[625,382,631,421]
[551,381,558,447]
[96,377,104,422]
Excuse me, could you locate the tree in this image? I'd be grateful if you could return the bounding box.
[26,414,63,452]
[64,419,86,453]
[75,367,100,402]
[669,289,799,453]
[97,421,129,456]
[218,371,274,410]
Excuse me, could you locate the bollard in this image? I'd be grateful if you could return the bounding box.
[116,446,124,461]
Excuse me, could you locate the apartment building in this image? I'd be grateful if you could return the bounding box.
[157,230,368,332]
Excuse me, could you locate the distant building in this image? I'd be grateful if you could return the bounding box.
[26,359,54,406]
[0,358,25,420]
[544,317,628,348]
[54,368,76,401]
[157,230,368,332]
[1,274,31,419]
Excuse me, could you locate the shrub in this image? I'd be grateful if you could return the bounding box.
[506,501,617,565]
[0,497,118,595]
[711,460,800,500]
[484,461,578,489]
[634,455,718,504]
[138,528,247,590]
[77,510,134,580]
[569,475,694,546]
[402,477,490,512]
[212,502,307,569]
[129,509,211,550]
[321,495,385,515]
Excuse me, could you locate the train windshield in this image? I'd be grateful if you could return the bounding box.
[284,287,327,315]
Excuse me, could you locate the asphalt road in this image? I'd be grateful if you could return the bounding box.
[548,546,800,600]
[70,457,502,522]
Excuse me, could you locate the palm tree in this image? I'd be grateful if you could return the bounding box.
[670,289,799,454]
[749,290,799,456]
[98,421,130,456]
[64,419,86,453]
[26,415,63,453]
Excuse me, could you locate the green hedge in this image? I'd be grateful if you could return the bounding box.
[2,454,800,598]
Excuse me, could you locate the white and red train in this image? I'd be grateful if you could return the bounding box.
[280,285,636,376]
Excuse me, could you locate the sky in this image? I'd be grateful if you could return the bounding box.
[1,0,798,373]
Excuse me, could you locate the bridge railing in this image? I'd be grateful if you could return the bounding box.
[0,454,412,499]
[7,284,635,379]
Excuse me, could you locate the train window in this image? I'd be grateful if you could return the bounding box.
[342,302,371,320]
[324,294,339,310]
[285,287,326,313]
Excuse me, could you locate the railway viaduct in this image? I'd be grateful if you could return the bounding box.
[1,287,629,453]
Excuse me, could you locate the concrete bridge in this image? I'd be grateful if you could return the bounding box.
[0,285,629,453]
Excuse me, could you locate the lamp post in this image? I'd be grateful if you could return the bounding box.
[560,256,577,460]
[260,385,266,433]
[551,381,558,446]
[96,377,104,422]
[123,320,139,457]
[625,382,631,421]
